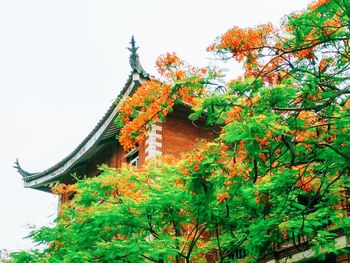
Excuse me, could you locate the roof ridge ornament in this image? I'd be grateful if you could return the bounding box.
[128,36,146,75]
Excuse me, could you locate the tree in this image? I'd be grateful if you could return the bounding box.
[10,0,350,262]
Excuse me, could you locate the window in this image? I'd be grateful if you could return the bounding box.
[125,148,139,168]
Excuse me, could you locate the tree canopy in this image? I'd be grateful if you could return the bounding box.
[10,0,350,262]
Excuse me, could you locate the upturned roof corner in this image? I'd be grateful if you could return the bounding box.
[13,159,36,178]
[14,37,150,191]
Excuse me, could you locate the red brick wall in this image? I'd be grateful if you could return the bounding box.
[81,106,216,176]
[161,108,216,158]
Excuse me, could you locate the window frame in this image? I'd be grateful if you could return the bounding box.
[125,147,139,168]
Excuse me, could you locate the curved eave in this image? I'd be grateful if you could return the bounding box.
[20,69,149,189]
[24,106,119,188]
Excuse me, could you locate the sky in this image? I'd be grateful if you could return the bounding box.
[0,0,312,252]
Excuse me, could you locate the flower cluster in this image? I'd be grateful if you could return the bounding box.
[116,53,208,151]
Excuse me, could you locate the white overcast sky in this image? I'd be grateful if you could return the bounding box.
[0,0,312,251]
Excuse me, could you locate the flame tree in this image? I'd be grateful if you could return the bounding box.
[10,0,350,262]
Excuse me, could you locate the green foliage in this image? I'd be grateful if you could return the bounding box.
[10,1,350,262]
[8,250,42,263]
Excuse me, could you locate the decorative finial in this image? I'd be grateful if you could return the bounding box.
[128,36,138,56]
[128,36,143,73]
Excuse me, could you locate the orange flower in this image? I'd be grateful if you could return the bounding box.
[319,59,328,71]
[218,23,274,62]
[344,98,350,110]
[225,106,243,123]
[259,153,267,163]
[155,52,183,76]
[175,70,185,80]
[217,192,229,203]
[295,130,317,142]
[296,177,313,192]
[281,229,287,240]
[175,178,183,186]
[294,48,315,60]
[51,183,77,195]
[255,135,269,148]
[298,111,318,125]
[309,0,330,10]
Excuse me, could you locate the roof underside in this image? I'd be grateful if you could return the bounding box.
[15,39,150,190]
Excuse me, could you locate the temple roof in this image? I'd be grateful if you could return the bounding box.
[14,37,149,191]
